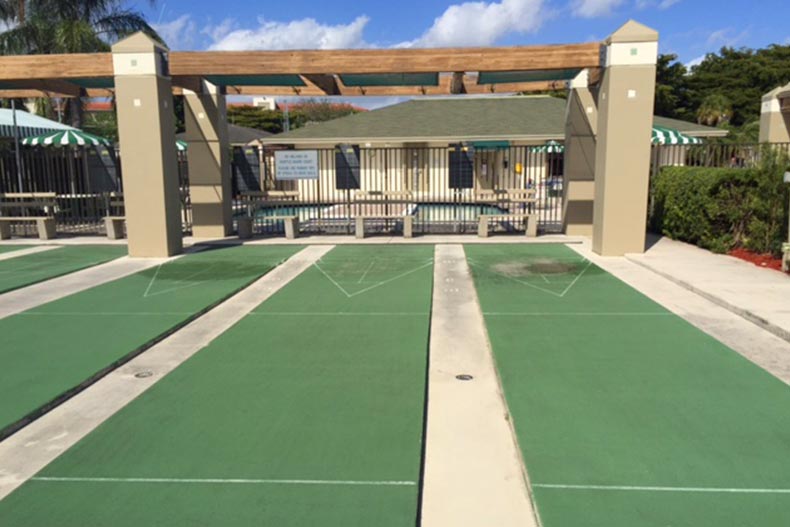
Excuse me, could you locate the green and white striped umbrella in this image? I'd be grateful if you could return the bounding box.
[530,140,565,153]
[21,129,111,147]
[176,140,188,152]
[651,125,703,145]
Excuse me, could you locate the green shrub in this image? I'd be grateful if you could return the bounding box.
[650,148,789,256]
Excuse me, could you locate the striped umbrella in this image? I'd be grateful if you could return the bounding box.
[651,125,703,145]
[530,140,565,153]
[21,129,111,147]
[176,140,188,152]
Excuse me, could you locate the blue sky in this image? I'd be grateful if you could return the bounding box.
[139,0,790,107]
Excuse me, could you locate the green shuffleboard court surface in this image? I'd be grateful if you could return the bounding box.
[465,244,790,527]
[0,245,127,294]
[0,245,434,526]
[0,244,301,437]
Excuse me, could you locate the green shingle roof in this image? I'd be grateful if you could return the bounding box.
[264,96,725,144]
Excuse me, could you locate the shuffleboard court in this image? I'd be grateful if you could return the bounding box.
[465,244,790,527]
[0,245,434,526]
[0,244,302,437]
[0,245,127,294]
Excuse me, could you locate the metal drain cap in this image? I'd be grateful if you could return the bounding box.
[455,374,474,381]
[134,371,154,379]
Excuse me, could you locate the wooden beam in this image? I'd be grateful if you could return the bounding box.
[301,75,340,96]
[449,72,466,94]
[0,42,600,87]
[0,53,113,81]
[587,67,603,86]
[169,43,601,76]
[171,75,204,94]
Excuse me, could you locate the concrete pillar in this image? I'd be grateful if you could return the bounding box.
[112,32,183,257]
[562,69,598,236]
[183,81,233,238]
[759,84,790,143]
[592,20,658,256]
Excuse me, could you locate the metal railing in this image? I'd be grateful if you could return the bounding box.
[240,146,565,236]
[0,146,192,236]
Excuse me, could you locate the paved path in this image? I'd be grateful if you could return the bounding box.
[627,237,790,343]
[421,245,537,527]
[570,241,790,384]
[0,256,167,320]
[0,246,59,262]
[0,245,330,501]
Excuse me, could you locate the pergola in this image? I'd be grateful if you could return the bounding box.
[0,19,659,257]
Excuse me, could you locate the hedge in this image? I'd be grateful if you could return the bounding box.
[650,151,789,256]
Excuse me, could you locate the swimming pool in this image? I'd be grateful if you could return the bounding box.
[414,204,507,222]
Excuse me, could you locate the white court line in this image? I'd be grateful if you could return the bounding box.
[19,311,194,316]
[314,261,432,298]
[357,259,376,284]
[32,476,416,487]
[0,245,61,262]
[142,263,163,297]
[469,259,593,298]
[248,312,428,316]
[533,483,790,494]
[483,312,673,316]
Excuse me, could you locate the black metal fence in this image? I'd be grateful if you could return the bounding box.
[0,144,191,236]
[241,145,565,236]
[650,142,790,178]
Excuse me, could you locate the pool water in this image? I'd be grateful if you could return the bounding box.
[414,204,507,222]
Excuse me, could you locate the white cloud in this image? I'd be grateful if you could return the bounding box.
[636,0,680,9]
[201,18,236,43]
[571,0,626,18]
[706,27,749,48]
[208,16,370,51]
[399,0,546,48]
[153,14,197,50]
[686,54,705,68]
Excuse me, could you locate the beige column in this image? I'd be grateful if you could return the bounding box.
[562,69,598,236]
[184,81,233,238]
[112,32,183,257]
[759,84,790,143]
[592,20,658,256]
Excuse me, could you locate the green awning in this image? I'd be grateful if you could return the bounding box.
[339,73,439,87]
[21,129,111,147]
[478,69,581,85]
[70,78,115,89]
[651,125,703,145]
[470,140,510,150]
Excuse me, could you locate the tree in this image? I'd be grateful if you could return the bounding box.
[687,45,790,126]
[227,106,286,134]
[696,93,733,126]
[0,1,159,127]
[286,99,362,128]
[654,54,691,121]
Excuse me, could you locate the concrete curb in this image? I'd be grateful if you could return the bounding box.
[626,256,790,345]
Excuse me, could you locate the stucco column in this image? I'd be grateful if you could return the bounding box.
[184,81,233,238]
[592,20,658,256]
[759,84,790,143]
[112,32,183,257]
[562,69,597,236]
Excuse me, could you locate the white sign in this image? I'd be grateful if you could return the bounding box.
[275,150,319,180]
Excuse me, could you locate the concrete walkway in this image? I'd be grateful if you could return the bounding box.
[627,237,790,343]
[0,246,59,262]
[570,240,790,385]
[0,256,168,320]
[421,245,536,527]
[0,245,332,500]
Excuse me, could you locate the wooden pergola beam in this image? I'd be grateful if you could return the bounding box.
[168,43,601,75]
[0,42,600,83]
[300,75,341,96]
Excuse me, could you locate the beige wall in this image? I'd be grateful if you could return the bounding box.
[592,21,658,256]
[759,88,790,143]
[563,86,597,236]
[113,34,182,257]
[184,85,233,238]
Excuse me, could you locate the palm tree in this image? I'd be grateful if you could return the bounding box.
[696,93,734,127]
[0,1,160,126]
